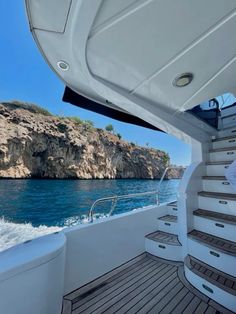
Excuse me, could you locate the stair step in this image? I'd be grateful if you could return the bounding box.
[167,201,177,207]
[202,176,226,180]
[194,209,236,225]
[145,230,181,246]
[188,229,236,257]
[206,161,232,165]
[185,255,236,296]
[218,126,236,138]
[212,135,236,142]
[158,215,177,223]
[209,146,236,153]
[198,191,236,201]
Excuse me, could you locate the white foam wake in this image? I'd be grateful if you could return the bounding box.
[0,218,62,252]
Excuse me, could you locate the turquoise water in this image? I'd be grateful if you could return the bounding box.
[0,179,179,227]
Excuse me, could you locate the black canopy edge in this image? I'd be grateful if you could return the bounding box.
[63,87,163,132]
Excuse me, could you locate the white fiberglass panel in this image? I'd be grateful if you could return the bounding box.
[26,0,72,33]
[87,0,236,102]
[206,164,230,176]
[145,239,182,261]
[202,179,235,194]
[185,267,236,312]
[210,150,236,162]
[213,138,236,150]
[188,238,236,276]
[135,14,236,110]
[198,195,236,216]
[193,215,236,242]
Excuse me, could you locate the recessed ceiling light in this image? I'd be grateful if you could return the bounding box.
[57,60,69,71]
[173,73,193,87]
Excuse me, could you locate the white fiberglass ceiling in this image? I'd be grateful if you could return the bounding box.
[87,0,236,111]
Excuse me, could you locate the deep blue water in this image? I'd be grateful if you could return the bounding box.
[0,179,179,227]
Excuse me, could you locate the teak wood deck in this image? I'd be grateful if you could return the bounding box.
[62,253,234,314]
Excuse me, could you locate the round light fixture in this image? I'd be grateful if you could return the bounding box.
[57,60,69,71]
[173,73,193,87]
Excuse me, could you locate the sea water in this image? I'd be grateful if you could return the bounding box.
[0,179,179,251]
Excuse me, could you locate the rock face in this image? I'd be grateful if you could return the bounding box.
[0,102,183,179]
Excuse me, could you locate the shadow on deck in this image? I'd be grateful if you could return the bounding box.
[62,253,233,314]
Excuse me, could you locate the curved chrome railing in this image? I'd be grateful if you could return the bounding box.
[88,190,159,222]
[88,167,171,222]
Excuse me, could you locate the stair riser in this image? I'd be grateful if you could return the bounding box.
[209,150,236,162]
[206,164,230,176]
[212,138,236,149]
[221,115,236,129]
[202,179,235,194]
[167,206,178,215]
[218,127,236,138]
[185,267,236,312]
[188,238,236,276]
[193,216,236,242]
[145,239,181,261]
[198,196,236,215]
[157,220,178,234]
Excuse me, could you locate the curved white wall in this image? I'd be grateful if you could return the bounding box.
[63,204,167,294]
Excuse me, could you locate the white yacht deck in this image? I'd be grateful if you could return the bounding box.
[62,253,233,314]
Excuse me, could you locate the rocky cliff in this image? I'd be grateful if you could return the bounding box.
[0,102,184,179]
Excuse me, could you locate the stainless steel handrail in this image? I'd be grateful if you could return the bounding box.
[88,167,170,222]
[88,190,158,222]
[157,167,169,204]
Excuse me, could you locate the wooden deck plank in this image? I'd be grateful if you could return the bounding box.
[137,278,181,313]
[146,230,181,246]
[188,229,236,256]
[73,258,151,307]
[73,260,160,313]
[171,291,195,314]
[125,270,177,314]
[66,254,234,314]
[72,259,155,312]
[65,253,147,301]
[194,301,209,312]
[185,255,236,297]
[205,306,217,314]
[98,264,172,314]
[194,209,236,225]
[159,286,189,313]
[158,214,178,222]
[182,296,201,313]
[198,191,236,201]
[147,282,184,313]
[103,265,176,313]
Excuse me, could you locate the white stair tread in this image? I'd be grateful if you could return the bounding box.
[209,146,236,153]
[212,135,236,142]
[206,161,232,165]
[202,176,226,180]
[198,191,236,201]
[194,209,236,225]
[145,230,181,246]
[188,230,236,256]
[158,214,177,223]
[185,255,236,296]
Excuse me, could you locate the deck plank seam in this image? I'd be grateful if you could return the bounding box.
[102,265,176,314]
[73,260,161,313]
[84,264,172,314]
[72,258,156,311]
[98,264,174,314]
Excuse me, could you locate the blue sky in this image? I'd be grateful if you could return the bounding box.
[0,2,193,165]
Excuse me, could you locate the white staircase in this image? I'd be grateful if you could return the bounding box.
[145,202,182,261]
[185,127,236,312]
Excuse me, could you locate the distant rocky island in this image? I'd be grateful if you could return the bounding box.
[0,101,185,179]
